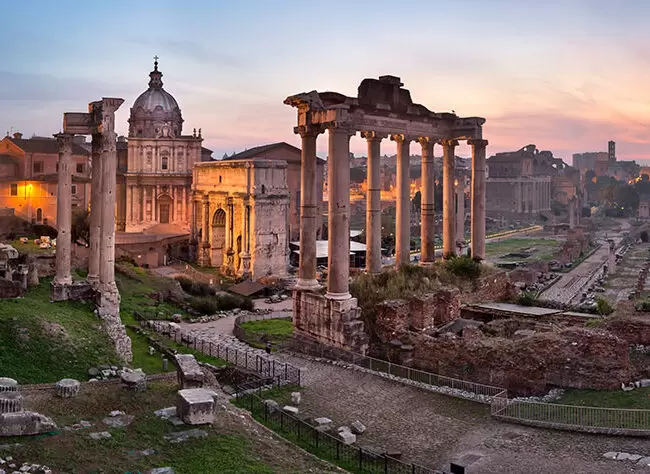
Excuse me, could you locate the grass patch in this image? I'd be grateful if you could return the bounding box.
[5,380,312,473]
[556,387,650,409]
[238,318,293,349]
[0,278,119,384]
[484,237,560,261]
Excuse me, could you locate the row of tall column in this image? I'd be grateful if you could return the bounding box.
[516,180,551,213]
[125,184,189,224]
[53,100,123,305]
[294,124,488,299]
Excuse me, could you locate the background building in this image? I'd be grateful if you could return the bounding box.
[120,59,206,233]
[0,133,91,224]
[224,142,325,242]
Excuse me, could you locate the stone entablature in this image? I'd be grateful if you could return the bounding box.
[192,159,289,279]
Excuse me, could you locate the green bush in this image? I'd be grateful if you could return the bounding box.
[635,299,650,312]
[517,291,537,306]
[189,293,254,315]
[596,298,614,315]
[175,276,213,297]
[190,296,220,315]
[443,255,481,280]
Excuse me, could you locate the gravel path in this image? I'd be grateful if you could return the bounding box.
[276,354,650,473]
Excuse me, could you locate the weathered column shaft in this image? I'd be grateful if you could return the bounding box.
[88,134,102,285]
[54,133,74,285]
[190,196,198,239]
[327,127,352,298]
[99,127,118,288]
[442,139,458,257]
[470,139,488,260]
[364,132,382,273]
[456,180,465,244]
[419,138,435,264]
[393,134,411,266]
[199,195,211,266]
[296,127,321,290]
[126,185,132,224]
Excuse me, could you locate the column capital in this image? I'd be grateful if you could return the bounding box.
[439,138,459,148]
[390,133,412,144]
[360,130,387,142]
[294,124,326,138]
[328,125,356,138]
[54,132,74,152]
[468,138,489,147]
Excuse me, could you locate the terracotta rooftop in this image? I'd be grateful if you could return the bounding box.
[9,137,89,155]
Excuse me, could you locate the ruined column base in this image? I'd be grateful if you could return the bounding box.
[96,282,133,363]
[51,280,94,302]
[292,289,368,356]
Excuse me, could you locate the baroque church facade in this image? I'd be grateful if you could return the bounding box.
[119,59,207,233]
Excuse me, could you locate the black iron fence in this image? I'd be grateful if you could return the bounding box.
[235,379,440,474]
[143,320,301,386]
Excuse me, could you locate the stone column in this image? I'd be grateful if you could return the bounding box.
[469,139,488,260]
[126,185,132,225]
[180,186,186,223]
[191,195,198,240]
[53,133,74,290]
[87,133,102,286]
[98,99,123,295]
[418,137,435,265]
[392,134,411,266]
[153,185,158,222]
[456,178,465,245]
[240,203,251,278]
[295,126,322,290]
[327,127,353,299]
[441,139,458,258]
[199,195,211,266]
[362,131,383,274]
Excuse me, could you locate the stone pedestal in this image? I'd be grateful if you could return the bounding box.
[0,392,23,413]
[56,378,80,398]
[176,388,216,425]
[292,289,368,355]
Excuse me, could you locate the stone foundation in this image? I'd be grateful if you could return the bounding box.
[292,289,368,355]
[50,280,94,302]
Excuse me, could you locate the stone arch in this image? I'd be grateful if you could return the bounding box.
[211,208,226,266]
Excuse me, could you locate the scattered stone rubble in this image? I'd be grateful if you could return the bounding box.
[603,451,650,466]
[176,388,217,425]
[0,379,56,437]
[0,455,52,474]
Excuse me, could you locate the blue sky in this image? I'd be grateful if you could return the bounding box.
[2,0,650,162]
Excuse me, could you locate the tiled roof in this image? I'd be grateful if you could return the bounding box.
[9,137,89,156]
[225,142,323,163]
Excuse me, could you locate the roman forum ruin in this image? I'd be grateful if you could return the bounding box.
[286,76,487,354]
[51,97,132,361]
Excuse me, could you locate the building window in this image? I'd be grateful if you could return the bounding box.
[72,203,79,208]
[36,208,42,222]
[71,185,77,195]
[33,162,43,174]
[10,184,17,196]
[56,163,59,172]
[162,156,169,170]
[76,163,83,173]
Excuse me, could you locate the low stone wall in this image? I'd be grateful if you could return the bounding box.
[402,328,630,396]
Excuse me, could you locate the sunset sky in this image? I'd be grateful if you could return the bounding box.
[2,0,650,163]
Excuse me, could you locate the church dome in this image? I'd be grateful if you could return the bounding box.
[128,58,184,139]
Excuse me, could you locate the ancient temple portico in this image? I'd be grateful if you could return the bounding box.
[286,76,486,355]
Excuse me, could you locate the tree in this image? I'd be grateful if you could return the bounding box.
[71,210,90,246]
[411,190,421,210]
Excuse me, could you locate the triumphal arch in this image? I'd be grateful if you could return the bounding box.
[285,75,487,355]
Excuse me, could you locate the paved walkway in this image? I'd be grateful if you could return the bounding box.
[539,221,630,305]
